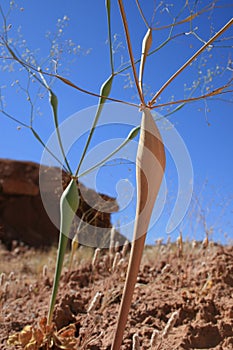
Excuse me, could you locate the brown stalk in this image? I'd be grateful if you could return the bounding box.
[111,107,166,350]
[149,18,233,106]
[151,84,233,109]
[151,2,216,31]
[118,0,145,105]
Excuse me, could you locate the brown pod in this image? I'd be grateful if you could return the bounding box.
[111,108,166,350]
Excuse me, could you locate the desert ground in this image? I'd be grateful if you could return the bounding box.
[0,239,233,350]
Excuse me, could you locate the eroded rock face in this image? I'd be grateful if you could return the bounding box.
[0,159,122,249]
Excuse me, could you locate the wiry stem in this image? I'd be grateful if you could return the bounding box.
[118,0,145,105]
[149,18,233,106]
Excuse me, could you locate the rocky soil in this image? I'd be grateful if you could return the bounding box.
[0,241,233,349]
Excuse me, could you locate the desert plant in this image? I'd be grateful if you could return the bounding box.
[0,1,232,349]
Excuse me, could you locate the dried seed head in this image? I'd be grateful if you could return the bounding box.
[115,241,120,253]
[112,252,121,271]
[117,258,125,270]
[155,238,163,246]
[150,329,159,348]
[93,314,102,326]
[92,248,101,269]
[192,240,197,249]
[162,310,179,339]
[132,333,140,350]
[176,233,183,256]
[42,265,48,278]
[161,264,171,274]
[202,236,209,249]
[4,282,9,293]
[109,226,116,256]
[9,272,15,281]
[0,272,6,286]
[103,254,111,270]
[122,240,130,258]
[87,292,102,313]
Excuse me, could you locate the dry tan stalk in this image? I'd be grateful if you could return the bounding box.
[122,240,130,258]
[117,258,126,272]
[162,310,179,339]
[118,0,145,104]
[112,252,121,272]
[4,281,9,293]
[202,235,209,249]
[87,292,103,313]
[42,264,48,278]
[92,248,101,269]
[150,329,159,349]
[176,232,183,257]
[111,108,165,350]
[8,272,15,281]
[161,264,171,274]
[192,240,197,249]
[114,241,120,253]
[110,226,116,256]
[0,273,6,286]
[103,254,111,271]
[132,333,140,350]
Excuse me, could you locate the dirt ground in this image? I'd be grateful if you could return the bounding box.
[0,240,233,350]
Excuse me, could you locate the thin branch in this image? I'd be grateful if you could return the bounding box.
[1,41,138,108]
[118,0,145,104]
[151,85,233,110]
[149,18,233,106]
[151,2,216,31]
[56,74,138,108]
[0,109,29,128]
[106,0,114,74]
[0,108,69,171]
[135,0,149,28]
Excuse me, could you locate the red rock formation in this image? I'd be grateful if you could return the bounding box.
[0,159,123,249]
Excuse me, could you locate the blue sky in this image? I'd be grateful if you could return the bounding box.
[0,1,233,244]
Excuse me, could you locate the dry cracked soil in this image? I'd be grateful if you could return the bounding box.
[0,241,233,350]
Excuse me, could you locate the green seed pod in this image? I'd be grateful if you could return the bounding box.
[100,75,113,101]
[139,28,153,93]
[60,178,79,236]
[49,91,58,111]
[127,126,140,141]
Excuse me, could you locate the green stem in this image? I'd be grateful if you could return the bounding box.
[79,126,140,178]
[49,91,72,174]
[75,74,113,177]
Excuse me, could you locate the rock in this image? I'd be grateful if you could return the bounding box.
[0,159,124,249]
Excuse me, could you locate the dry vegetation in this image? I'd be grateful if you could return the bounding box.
[1,239,232,349]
